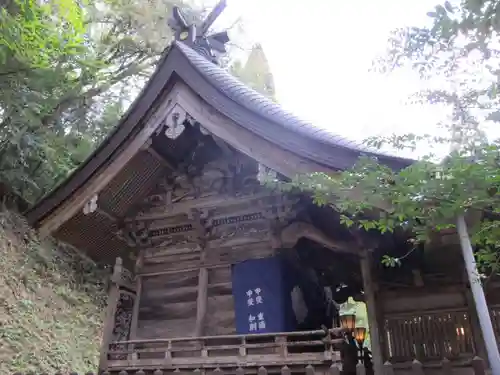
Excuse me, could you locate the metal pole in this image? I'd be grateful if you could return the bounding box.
[456,215,500,373]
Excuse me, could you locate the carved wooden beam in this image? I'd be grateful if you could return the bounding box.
[126,191,277,222]
[272,221,359,254]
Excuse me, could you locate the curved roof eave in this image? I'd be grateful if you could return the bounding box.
[25,42,415,227]
[24,47,179,225]
[172,42,414,171]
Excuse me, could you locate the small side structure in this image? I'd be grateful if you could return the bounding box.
[24,6,500,375]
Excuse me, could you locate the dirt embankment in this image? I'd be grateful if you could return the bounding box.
[0,211,108,374]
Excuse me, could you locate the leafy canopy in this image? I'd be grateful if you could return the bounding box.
[0,0,275,205]
[272,0,500,276]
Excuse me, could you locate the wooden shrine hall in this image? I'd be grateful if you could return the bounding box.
[25,3,500,375]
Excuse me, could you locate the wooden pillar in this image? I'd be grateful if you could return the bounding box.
[128,251,144,358]
[129,251,144,338]
[360,250,384,375]
[195,242,209,337]
[195,266,209,336]
[99,257,122,371]
[374,284,388,362]
[192,209,208,337]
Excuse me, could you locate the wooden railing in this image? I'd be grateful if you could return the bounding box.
[104,329,344,372]
[10,366,342,375]
[9,356,489,375]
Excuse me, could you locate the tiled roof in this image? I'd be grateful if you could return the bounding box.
[26,41,414,227]
[174,41,414,170]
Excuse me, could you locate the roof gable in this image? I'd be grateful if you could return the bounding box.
[26,41,413,230]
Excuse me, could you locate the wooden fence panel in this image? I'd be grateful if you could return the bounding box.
[384,310,475,361]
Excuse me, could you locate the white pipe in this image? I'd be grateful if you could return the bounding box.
[456,215,500,374]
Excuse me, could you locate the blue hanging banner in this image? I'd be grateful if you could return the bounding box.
[231,256,297,334]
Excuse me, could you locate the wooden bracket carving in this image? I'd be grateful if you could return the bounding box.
[272,221,358,254]
[116,220,152,247]
[163,104,187,139]
[82,193,98,215]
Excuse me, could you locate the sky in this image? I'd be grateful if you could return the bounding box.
[217,0,450,157]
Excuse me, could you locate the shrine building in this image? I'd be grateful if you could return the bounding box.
[25,4,500,375]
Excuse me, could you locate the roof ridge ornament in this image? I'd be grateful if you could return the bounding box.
[168,0,230,65]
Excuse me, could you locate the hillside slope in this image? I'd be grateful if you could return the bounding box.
[0,211,107,374]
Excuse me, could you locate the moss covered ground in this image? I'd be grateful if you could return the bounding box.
[0,211,107,374]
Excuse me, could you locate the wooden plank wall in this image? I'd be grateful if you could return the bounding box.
[139,270,199,338]
[206,266,235,336]
[133,211,279,340]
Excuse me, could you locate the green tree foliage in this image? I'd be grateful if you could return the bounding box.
[230,43,276,99]
[0,0,96,203]
[271,1,500,277]
[0,0,86,68]
[383,0,500,66]
[0,0,254,205]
